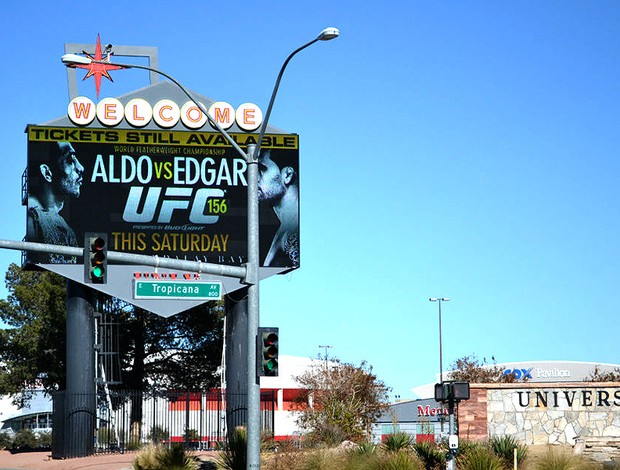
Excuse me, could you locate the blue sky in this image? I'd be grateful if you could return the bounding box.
[1,1,619,400]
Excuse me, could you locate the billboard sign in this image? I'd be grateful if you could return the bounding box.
[25,122,300,316]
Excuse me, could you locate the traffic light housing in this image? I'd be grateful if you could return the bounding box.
[258,327,279,377]
[434,381,470,403]
[84,233,107,284]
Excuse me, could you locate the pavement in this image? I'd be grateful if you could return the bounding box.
[0,450,218,470]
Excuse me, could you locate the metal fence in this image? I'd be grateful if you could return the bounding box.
[53,389,275,457]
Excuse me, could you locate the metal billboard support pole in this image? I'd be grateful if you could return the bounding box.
[65,280,95,457]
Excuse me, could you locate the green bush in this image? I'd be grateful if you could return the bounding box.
[0,431,13,450]
[12,428,38,450]
[457,445,503,470]
[412,440,445,469]
[37,431,52,448]
[489,435,527,467]
[383,432,414,452]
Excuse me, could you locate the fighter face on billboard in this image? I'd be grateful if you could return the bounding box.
[257,150,299,268]
[26,141,85,263]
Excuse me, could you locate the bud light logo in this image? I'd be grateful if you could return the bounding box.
[504,368,533,379]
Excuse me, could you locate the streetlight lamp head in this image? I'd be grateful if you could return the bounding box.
[61,53,92,66]
[317,27,340,41]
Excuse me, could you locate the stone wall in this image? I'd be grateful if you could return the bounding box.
[457,382,620,445]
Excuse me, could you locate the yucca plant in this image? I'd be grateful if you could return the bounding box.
[383,432,414,452]
[489,435,527,467]
[216,427,247,470]
[412,440,445,470]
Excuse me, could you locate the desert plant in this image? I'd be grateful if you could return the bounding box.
[455,439,481,457]
[216,426,247,470]
[380,450,424,470]
[533,446,596,470]
[383,432,413,452]
[354,441,379,455]
[457,445,503,470]
[489,435,527,467]
[298,449,345,470]
[412,440,445,469]
[156,444,199,470]
[133,444,161,470]
[133,444,199,470]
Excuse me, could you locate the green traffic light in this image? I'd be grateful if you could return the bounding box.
[92,265,104,279]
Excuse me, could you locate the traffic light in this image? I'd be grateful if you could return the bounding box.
[257,327,279,377]
[84,233,107,284]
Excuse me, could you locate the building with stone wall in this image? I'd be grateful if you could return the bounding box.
[458,382,620,445]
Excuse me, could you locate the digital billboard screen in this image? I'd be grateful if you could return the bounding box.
[25,125,300,270]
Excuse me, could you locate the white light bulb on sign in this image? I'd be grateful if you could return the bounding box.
[96,98,124,127]
[208,101,235,130]
[153,99,181,128]
[235,103,262,132]
[181,101,209,129]
[68,97,96,126]
[125,98,153,128]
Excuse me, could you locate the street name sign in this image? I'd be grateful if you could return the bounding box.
[134,280,222,301]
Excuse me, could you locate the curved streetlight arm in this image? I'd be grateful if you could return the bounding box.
[254,26,339,159]
[253,37,320,160]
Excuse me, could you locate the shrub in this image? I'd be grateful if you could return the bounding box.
[298,449,346,470]
[533,446,596,470]
[0,431,13,450]
[412,440,445,469]
[12,428,38,450]
[133,444,161,470]
[37,431,52,449]
[383,432,413,452]
[457,445,503,470]
[216,426,247,470]
[133,444,199,470]
[156,444,199,470]
[489,435,527,467]
[305,423,348,448]
[380,450,423,470]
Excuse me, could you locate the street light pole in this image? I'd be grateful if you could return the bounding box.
[61,27,339,469]
[429,297,450,384]
[319,344,333,370]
